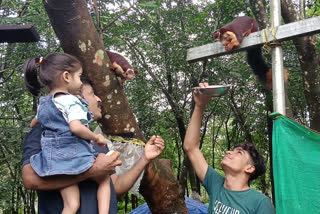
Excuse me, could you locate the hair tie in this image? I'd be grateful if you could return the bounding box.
[38,57,44,64]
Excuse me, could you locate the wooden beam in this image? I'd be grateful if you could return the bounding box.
[187,16,320,63]
[0,25,40,43]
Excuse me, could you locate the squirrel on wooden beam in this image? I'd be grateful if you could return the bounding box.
[213,16,288,89]
[106,50,138,86]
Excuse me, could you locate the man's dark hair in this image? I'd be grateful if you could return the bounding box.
[80,77,93,87]
[234,143,266,181]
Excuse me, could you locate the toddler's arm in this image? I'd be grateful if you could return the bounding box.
[69,120,106,146]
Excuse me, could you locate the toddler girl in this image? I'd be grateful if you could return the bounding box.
[24,53,111,214]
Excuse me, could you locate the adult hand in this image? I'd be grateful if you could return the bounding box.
[194,82,213,108]
[143,135,165,162]
[86,152,122,178]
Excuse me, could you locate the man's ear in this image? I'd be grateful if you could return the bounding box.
[61,71,70,83]
[245,164,255,174]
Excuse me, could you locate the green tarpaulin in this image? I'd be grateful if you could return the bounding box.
[272,112,320,213]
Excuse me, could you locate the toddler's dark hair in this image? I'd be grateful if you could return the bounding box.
[23,53,82,96]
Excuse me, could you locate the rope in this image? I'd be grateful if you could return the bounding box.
[107,135,146,146]
[261,26,282,55]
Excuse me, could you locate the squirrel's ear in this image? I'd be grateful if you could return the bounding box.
[213,32,220,39]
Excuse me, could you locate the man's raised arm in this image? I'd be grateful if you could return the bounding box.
[183,83,212,182]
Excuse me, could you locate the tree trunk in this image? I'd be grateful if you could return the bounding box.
[229,90,254,144]
[42,0,188,212]
[140,159,188,213]
[280,0,320,131]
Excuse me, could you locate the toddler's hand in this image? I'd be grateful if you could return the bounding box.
[95,134,107,146]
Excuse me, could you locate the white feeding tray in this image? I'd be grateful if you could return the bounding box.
[193,85,232,97]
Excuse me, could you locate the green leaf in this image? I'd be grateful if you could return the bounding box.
[138,1,160,8]
[114,20,123,26]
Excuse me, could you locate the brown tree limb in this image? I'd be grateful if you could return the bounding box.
[228,90,254,144]
[101,3,136,33]
[248,0,269,29]
[140,159,188,213]
[92,0,102,39]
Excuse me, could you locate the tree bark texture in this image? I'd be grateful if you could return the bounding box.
[42,0,188,212]
[248,0,269,29]
[140,159,188,213]
[280,0,320,131]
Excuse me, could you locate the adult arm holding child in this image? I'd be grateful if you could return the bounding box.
[22,133,165,195]
[22,124,122,190]
[22,154,121,190]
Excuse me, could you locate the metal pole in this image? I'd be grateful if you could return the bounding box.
[271,0,286,115]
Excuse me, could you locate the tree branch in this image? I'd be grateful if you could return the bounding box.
[101,3,136,33]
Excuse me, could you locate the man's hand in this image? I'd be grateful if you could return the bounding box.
[86,152,122,178]
[194,82,213,108]
[143,135,165,162]
[112,136,164,196]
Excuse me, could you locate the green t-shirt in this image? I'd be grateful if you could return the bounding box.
[202,166,275,214]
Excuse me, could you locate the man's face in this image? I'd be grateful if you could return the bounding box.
[221,147,254,175]
[81,84,102,120]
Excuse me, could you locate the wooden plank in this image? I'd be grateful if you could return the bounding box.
[0,24,40,43]
[187,16,320,63]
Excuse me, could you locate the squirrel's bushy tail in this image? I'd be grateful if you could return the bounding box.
[246,46,273,89]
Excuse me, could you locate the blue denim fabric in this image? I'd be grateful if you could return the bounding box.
[30,92,97,177]
[22,124,118,213]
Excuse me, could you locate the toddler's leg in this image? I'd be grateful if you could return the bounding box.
[97,176,111,214]
[60,184,80,214]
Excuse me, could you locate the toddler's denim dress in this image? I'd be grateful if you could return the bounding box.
[30,92,97,177]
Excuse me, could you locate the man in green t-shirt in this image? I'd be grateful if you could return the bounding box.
[183,83,275,214]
